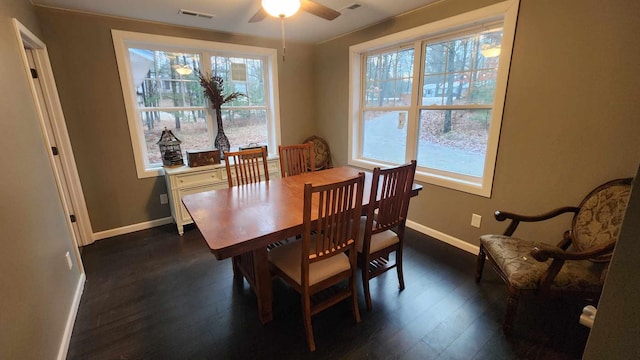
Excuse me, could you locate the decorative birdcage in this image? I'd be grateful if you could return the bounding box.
[157,127,184,166]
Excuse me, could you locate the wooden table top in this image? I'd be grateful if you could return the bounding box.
[182,166,422,260]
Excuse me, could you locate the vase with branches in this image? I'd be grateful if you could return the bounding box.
[197,72,245,158]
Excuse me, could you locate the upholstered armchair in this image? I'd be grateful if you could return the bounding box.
[475,178,633,333]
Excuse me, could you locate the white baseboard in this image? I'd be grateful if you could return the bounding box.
[90,216,477,256]
[406,220,479,255]
[92,217,174,241]
[90,217,478,257]
[57,272,85,360]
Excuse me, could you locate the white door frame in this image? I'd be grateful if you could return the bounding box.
[12,19,94,249]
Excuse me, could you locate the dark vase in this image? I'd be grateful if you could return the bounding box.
[214,107,230,159]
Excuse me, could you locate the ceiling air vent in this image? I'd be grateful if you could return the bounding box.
[178,9,215,20]
[342,3,362,11]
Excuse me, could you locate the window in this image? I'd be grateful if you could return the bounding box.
[349,0,519,196]
[112,31,281,178]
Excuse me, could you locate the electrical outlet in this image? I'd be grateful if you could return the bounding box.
[471,213,482,228]
[160,193,168,204]
[65,251,73,270]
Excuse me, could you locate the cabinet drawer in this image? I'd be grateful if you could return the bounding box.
[175,169,223,188]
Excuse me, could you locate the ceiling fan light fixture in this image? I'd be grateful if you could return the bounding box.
[262,0,301,18]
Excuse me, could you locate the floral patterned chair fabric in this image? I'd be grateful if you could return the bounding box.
[572,182,631,261]
[475,178,633,333]
[480,235,608,291]
[302,135,333,170]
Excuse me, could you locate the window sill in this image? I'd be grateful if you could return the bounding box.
[348,158,491,197]
[139,154,282,179]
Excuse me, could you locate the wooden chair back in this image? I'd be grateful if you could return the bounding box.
[359,160,416,311]
[363,160,417,245]
[279,143,315,178]
[303,173,364,268]
[224,147,269,187]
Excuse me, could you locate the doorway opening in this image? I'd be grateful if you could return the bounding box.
[13,20,93,259]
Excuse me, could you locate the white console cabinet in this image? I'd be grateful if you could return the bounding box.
[163,158,280,235]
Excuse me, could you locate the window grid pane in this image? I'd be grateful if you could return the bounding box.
[210,55,269,150]
[129,49,204,110]
[362,110,408,164]
[364,48,414,108]
[422,28,503,107]
[141,109,210,165]
[221,109,268,151]
[210,56,266,107]
[417,109,491,177]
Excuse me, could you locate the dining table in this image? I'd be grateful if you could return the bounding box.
[181,166,422,324]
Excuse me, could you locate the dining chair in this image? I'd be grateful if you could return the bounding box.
[224,147,270,279]
[278,142,315,178]
[476,177,633,333]
[358,160,417,311]
[224,147,269,187]
[268,172,365,351]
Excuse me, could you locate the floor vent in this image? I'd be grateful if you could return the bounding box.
[178,9,215,20]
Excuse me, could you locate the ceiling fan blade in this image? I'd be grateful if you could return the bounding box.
[248,7,268,23]
[301,0,341,21]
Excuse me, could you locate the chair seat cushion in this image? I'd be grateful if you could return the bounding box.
[480,234,607,291]
[268,239,350,286]
[357,216,399,253]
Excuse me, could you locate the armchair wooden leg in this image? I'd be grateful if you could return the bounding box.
[503,288,520,334]
[475,245,486,283]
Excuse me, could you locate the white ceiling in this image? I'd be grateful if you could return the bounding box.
[31,0,441,43]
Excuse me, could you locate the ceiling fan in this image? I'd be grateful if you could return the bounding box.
[249,0,341,23]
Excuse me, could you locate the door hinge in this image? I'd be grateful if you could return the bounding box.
[70,214,77,223]
[30,68,38,79]
[51,146,59,155]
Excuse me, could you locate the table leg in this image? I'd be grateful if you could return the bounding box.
[252,248,273,324]
[234,248,273,324]
[232,255,242,281]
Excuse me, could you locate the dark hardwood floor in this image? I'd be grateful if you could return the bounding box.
[68,224,591,359]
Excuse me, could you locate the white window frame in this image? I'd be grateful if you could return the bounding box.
[348,0,519,197]
[112,30,282,178]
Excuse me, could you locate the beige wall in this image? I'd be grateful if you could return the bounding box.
[315,0,640,247]
[0,0,82,358]
[35,7,317,232]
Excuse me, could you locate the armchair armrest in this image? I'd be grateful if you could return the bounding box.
[495,206,580,236]
[529,241,615,294]
[530,241,616,262]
